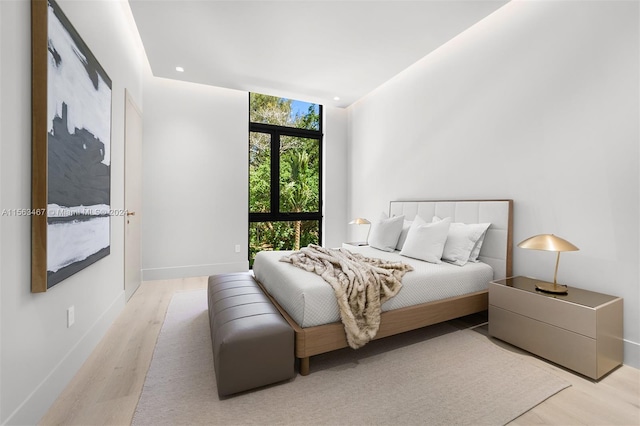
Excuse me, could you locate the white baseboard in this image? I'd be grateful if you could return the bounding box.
[4,292,126,426]
[142,261,249,281]
[624,339,640,369]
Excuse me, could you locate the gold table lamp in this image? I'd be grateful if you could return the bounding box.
[518,234,579,294]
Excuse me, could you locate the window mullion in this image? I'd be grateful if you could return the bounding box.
[271,131,280,216]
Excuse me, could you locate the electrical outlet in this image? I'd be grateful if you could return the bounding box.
[67,306,75,328]
[235,244,241,253]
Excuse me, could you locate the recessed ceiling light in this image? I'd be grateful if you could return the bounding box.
[333,96,340,101]
[175,66,185,72]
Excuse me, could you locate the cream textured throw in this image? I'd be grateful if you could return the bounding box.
[280,245,413,349]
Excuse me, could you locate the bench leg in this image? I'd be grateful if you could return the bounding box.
[299,357,310,376]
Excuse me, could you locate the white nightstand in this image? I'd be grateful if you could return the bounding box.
[342,242,368,249]
[489,276,623,380]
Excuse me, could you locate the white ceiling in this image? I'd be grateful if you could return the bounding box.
[129,0,509,107]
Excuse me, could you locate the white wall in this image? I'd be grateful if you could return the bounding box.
[0,1,145,424]
[323,106,349,248]
[0,3,3,421]
[141,76,249,279]
[347,0,639,367]
[141,81,350,279]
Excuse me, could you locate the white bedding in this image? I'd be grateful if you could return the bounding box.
[253,245,494,328]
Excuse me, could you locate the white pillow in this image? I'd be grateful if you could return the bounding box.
[400,216,451,263]
[395,220,413,250]
[469,227,490,262]
[368,212,404,252]
[433,216,491,266]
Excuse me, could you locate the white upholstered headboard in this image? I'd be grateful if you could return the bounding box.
[389,200,513,279]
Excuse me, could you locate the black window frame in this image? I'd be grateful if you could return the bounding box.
[248,97,324,252]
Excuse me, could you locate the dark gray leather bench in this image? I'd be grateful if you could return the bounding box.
[207,273,295,397]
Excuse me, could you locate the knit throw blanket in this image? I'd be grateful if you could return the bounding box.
[280,244,413,349]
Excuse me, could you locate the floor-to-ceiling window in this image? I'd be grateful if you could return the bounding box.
[249,93,323,265]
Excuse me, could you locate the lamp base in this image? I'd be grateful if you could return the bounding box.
[535,281,568,294]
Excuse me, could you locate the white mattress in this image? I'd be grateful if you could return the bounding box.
[253,245,494,328]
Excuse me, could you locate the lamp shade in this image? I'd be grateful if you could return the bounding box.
[349,218,371,225]
[517,234,579,252]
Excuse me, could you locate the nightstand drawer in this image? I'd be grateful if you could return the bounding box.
[490,282,595,338]
[489,305,597,378]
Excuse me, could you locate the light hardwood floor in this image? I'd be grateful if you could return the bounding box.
[41,277,640,425]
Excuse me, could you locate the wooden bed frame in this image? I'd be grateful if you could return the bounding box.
[256,199,513,376]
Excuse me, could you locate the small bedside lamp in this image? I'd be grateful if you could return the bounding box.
[349,218,371,245]
[518,234,579,294]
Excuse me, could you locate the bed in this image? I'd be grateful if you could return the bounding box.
[253,200,513,375]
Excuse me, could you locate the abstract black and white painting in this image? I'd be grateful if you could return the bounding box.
[32,0,112,291]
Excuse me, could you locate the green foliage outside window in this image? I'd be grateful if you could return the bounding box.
[249,93,321,264]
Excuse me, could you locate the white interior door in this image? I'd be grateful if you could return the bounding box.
[124,90,143,301]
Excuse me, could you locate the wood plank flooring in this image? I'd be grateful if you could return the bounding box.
[40,277,207,426]
[41,277,640,425]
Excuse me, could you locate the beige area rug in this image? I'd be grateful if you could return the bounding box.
[132,289,570,426]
